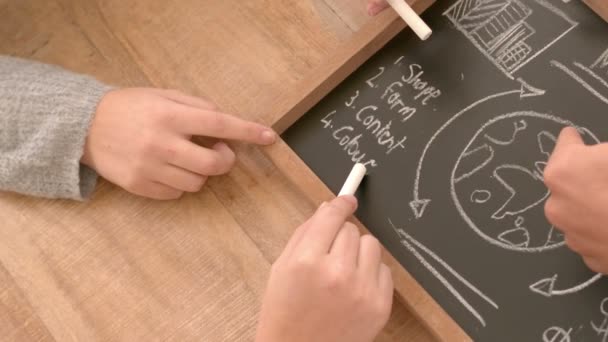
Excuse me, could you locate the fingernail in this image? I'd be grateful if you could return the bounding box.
[261,129,277,145]
[320,201,327,208]
[339,195,358,208]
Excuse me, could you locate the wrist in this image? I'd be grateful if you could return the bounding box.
[80,89,114,169]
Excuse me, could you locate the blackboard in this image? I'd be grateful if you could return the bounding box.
[283,0,608,340]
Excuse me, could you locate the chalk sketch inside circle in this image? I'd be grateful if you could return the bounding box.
[471,190,491,204]
[451,112,600,253]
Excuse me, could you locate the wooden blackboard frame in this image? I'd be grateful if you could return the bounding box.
[261,1,471,340]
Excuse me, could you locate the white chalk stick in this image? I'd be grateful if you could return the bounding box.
[386,0,432,41]
[338,163,367,196]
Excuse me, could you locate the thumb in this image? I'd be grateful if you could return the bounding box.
[551,127,584,157]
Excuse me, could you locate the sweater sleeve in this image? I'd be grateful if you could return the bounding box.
[0,56,112,200]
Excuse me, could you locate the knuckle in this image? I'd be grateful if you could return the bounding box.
[348,283,366,305]
[544,148,578,188]
[156,108,177,126]
[293,253,317,272]
[139,132,160,155]
[163,145,180,164]
[325,263,349,292]
[543,199,561,226]
[542,163,559,189]
[361,234,381,250]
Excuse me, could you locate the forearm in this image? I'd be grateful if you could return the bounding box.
[0,56,112,200]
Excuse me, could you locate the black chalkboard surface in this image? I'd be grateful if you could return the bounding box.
[283,1,608,340]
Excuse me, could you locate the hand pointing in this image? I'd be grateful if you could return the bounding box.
[81,88,276,200]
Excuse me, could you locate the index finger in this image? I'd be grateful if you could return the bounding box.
[294,196,358,256]
[551,127,584,157]
[175,106,277,145]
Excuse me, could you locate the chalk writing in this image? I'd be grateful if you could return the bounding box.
[401,63,442,105]
[354,106,407,155]
[330,126,378,169]
[380,82,418,122]
[318,58,445,168]
[345,90,360,108]
[543,326,572,342]
[320,110,336,129]
[591,298,608,342]
[366,67,385,88]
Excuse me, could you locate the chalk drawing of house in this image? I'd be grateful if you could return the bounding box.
[444,0,578,79]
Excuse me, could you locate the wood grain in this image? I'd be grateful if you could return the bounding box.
[0,0,437,341]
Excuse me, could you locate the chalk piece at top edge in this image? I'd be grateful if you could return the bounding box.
[386,0,432,41]
[338,163,367,197]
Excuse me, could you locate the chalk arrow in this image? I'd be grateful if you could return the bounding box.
[409,199,430,219]
[530,273,602,297]
[517,78,546,98]
[411,83,545,219]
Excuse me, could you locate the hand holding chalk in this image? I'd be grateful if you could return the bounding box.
[339,163,367,196]
[367,0,432,40]
[255,196,394,342]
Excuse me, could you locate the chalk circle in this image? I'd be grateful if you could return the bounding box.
[451,111,600,253]
[470,190,491,203]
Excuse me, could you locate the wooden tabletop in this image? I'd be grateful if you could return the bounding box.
[0,0,434,341]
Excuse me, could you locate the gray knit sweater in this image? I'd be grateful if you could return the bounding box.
[0,56,111,200]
